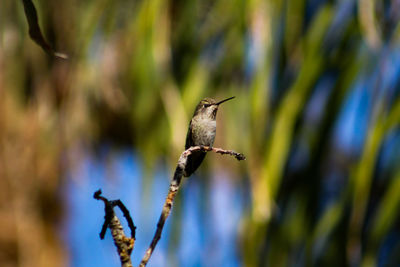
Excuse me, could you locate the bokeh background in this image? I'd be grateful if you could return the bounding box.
[1,0,400,266]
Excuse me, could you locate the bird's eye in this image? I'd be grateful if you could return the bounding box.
[202,104,206,108]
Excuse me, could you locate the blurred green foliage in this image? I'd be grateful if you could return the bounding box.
[1,0,400,266]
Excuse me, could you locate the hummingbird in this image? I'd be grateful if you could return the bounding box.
[183,96,235,177]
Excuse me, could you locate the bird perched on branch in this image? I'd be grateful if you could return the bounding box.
[183,96,235,177]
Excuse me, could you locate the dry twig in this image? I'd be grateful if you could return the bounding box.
[94,190,136,267]
[139,146,245,266]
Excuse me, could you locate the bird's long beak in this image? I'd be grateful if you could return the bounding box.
[215,96,235,105]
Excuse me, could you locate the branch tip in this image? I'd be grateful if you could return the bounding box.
[93,189,102,199]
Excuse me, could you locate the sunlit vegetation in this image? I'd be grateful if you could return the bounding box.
[1,0,400,266]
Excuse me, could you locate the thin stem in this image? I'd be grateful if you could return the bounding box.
[139,146,245,266]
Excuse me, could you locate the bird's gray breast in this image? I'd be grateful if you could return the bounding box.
[191,117,216,146]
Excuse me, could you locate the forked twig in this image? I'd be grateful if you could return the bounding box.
[94,190,136,267]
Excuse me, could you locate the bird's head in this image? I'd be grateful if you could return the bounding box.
[193,96,235,119]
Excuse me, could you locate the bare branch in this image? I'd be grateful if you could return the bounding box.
[94,190,136,267]
[139,146,245,266]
